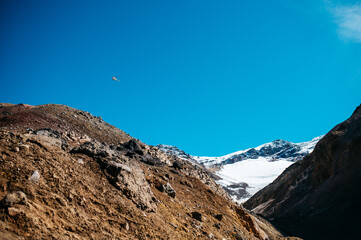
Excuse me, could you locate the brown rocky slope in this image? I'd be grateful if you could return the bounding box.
[0,103,292,240]
[244,104,361,240]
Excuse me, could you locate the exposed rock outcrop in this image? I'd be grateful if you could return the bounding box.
[2,191,27,207]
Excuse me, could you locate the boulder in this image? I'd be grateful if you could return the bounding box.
[98,157,156,212]
[172,160,183,169]
[123,139,143,155]
[2,191,27,206]
[70,141,113,158]
[141,154,163,166]
[8,207,24,216]
[163,182,176,198]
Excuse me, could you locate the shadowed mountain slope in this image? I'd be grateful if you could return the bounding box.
[244,104,361,240]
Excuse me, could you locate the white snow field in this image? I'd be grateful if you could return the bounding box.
[216,157,293,201]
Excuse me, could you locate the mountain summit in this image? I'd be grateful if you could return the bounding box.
[193,136,322,167]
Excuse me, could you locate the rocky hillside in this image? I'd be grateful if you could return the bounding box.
[244,104,361,240]
[0,103,293,240]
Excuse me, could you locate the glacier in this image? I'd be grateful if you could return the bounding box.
[157,135,323,203]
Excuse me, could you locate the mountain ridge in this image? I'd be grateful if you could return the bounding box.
[158,136,322,166]
[157,136,322,202]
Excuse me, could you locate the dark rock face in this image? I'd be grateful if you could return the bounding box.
[123,139,144,155]
[172,160,183,169]
[140,154,163,166]
[244,104,361,240]
[71,141,114,158]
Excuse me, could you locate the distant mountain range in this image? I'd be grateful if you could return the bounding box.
[157,135,323,202]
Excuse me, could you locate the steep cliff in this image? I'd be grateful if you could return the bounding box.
[244,105,361,240]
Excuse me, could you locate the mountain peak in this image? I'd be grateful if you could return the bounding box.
[158,136,323,202]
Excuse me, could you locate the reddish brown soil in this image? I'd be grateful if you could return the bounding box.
[0,103,295,239]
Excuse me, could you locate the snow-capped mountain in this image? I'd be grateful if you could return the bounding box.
[157,136,323,203]
[194,136,323,167]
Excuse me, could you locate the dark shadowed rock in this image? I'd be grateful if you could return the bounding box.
[70,141,113,158]
[154,179,165,192]
[123,139,143,155]
[191,211,202,221]
[154,180,176,198]
[140,154,163,166]
[244,104,361,240]
[214,214,223,221]
[172,160,183,169]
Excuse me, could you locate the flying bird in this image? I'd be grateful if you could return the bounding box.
[112,76,120,82]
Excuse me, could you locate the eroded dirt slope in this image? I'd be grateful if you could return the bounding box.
[0,103,291,240]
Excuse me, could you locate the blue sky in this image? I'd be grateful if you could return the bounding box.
[1,0,360,156]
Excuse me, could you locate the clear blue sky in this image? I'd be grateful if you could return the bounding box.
[1,0,360,156]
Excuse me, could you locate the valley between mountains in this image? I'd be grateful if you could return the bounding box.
[0,102,360,240]
[157,136,322,202]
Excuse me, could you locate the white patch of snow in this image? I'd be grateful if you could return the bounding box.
[295,135,323,154]
[194,148,250,167]
[217,157,293,202]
